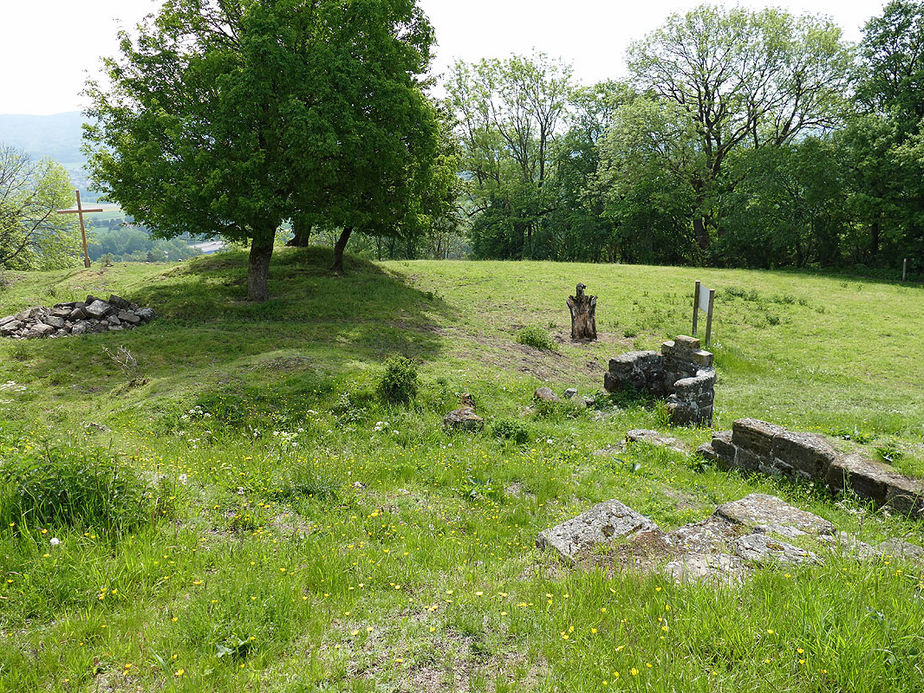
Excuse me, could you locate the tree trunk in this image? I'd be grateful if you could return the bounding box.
[567,283,597,341]
[330,226,353,273]
[286,216,312,247]
[248,233,274,302]
[693,216,710,252]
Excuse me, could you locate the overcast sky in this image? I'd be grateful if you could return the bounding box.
[0,0,888,115]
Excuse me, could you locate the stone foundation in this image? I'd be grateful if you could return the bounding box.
[699,419,924,519]
[537,492,923,581]
[604,335,715,426]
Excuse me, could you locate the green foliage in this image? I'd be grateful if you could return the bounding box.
[84,0,440,299]
[0,144,80,270]
[0,446,159,533]
[516,324,554,350]
[491,419,530,445]
[377,356,419,404]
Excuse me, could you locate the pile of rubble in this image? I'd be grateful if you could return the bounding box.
[537,493,923,582]
[0,295,155,339]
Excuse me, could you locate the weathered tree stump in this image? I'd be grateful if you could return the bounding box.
[567,283,597,341]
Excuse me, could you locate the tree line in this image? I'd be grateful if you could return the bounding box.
[7,0,920,297]
[446,1,924,273]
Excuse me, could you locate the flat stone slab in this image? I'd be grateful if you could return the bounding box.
[714,493,835,538]
[663,516,742,554]
[626,429,688,454]
[733,533,818,565]
[537,499,658,562]
[663,552,750,584]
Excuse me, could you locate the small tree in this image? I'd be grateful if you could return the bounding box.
[0,144,80,270]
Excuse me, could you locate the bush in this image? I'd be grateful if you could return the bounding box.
[492,419,529,445]
[378,356,419,404]
[0,446,157,533]
[516,325,554,350]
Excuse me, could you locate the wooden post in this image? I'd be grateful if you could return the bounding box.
[56,190,102,269]
[903,258,908,282]
[692,280,701,336]
[704,288,715,346]
[567,283,597,341]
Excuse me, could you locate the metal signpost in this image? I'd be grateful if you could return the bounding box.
[692,280,716,346]
[56,190,103,269]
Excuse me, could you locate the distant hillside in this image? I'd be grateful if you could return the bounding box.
[0,111,85,163]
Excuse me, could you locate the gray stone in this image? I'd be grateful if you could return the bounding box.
[732,419,785,456]
[626,429,687,454]
[108,294,131,309]
[715,493,834,538]
[85,300,112,319]
[603,337,715,426]
[663,516,741,554]
[563,388,577,399]
[0,319,22,335]
[533,386,559,403]
[443,407,484,433]
[117,310,141,325]
[70,322,88,335]
[43,316,65,329]
[68,307,87,321]
[733,533,818,565]
[31,323,55,337]
[825,453,920,511]
[536,499,658,562]
[0,315,15,328]
[50,307,72,318]
[770,430,838,478]
[877,539,924,563]
[663,552,750,584]
[136,307,155,321]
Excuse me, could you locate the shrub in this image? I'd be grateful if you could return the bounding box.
[0,446,157,533]
[378,356,418,404]
[516,325,554,350]
[492,419,529,445]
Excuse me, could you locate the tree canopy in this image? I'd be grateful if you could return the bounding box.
[84,0,440,299]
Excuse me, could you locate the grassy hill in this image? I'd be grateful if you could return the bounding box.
[0,249,922,691]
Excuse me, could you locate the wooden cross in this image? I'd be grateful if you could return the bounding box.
[56,189,102,268]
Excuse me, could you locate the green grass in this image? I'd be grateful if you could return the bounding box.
[0,247,922,691]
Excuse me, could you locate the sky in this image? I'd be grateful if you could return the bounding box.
[0,0,888,115]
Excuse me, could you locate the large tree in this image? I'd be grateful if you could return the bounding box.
[0,144,79,270]
[85,0,437,300]
[627,5,852,252]
[445,52,574,259]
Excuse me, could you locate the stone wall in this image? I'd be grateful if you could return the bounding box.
[604,335,715,426]
[699,419,924,518]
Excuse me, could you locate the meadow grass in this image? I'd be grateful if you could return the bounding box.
[0,247,922,691]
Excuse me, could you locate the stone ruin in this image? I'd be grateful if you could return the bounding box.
[604,335,715,426]
[0,295,155,340]
[700,419,924,519]
[536,492,924,582]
